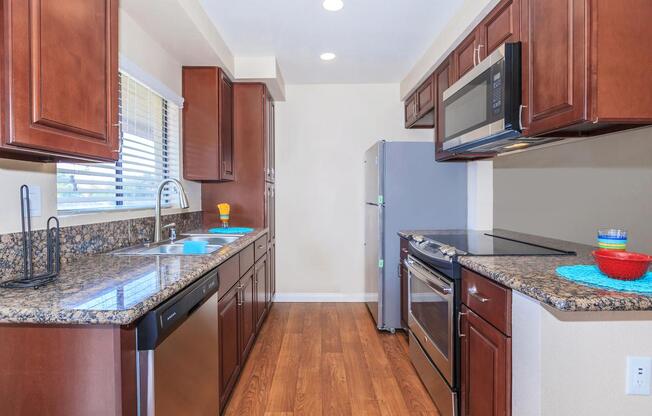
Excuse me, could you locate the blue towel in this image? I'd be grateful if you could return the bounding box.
[556,265,652,294]
[183,241,209,254]
[208,227,254,234]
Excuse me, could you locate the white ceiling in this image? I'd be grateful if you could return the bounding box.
[200,0,463,84]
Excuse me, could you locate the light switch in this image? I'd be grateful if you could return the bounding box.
[626,356,651,395]
[26,185,42,218]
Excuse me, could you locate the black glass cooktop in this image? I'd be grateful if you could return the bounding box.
[422,231,576,256]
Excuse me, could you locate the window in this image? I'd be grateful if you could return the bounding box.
[57,72,180,213]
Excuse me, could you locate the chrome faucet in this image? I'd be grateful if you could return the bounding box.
[154,179,190,243]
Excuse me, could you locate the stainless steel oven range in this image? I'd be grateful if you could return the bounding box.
[405,231,575,416]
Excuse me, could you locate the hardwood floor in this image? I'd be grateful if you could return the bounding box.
[224,302,440,416]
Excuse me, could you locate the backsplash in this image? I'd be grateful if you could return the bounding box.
[0,211,203,282]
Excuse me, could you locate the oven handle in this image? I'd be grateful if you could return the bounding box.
[404,258,452,297]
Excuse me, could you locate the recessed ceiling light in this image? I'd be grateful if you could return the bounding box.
[322,0,343,12]
[320,52,336,61]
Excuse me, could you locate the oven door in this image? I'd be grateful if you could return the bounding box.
[406,255,455,385]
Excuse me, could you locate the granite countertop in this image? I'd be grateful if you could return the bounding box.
[399,229,652,312]
[0,229,267,325]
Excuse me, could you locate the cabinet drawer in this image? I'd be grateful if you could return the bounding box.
[461,268,511,335]
[239,244,254,276]
[218,255,240,297]
[254,235,268,260]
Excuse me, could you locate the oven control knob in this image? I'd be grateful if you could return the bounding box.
[413,234,424,243]
[439,245,457,257]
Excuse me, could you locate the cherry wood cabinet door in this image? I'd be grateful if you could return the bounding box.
[453,30,482,81]
[460,306,511,416]
[2,0,119,161]
[219,74,234,180]
[264,92,275,183]
[478,0,521,57]
[265,182,276,243]
[239,269,256,361]
[182,67,234,181]
[416,76,435,117]
[404,93,418,127]
[218,285,241,409]
[520,0,587,136]
[254,254,268,331]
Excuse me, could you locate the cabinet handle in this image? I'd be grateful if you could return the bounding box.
[468,287,490,303]
[476,44,484,65]
[473,47,477,66]
[518,105,527,131]
[458,311,467,337]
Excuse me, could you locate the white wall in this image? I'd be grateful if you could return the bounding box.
[494,127,652,252]
[0,8,201,234]
[513,292,652,416]
[274,84,432,300]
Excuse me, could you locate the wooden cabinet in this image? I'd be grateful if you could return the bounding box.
[202,83,273,228]
[460,306,511,416]
[239,267,256,361]
[520,0,652,137]
[182,67,234,181]
[266,182,276,243]
[218,284,241,408]
[265,94,276,182]
[217,236,271,411]
[479,0,520,57]
[254,254,268,331]
[460,268,512,416]
[0,0,120,162]
[399,237,409,330]
[404,76,435,128]
[267,243,276,306]
[453,30,483,81]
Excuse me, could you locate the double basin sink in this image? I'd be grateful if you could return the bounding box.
[111,234,243,256]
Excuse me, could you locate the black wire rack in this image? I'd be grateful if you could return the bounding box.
[0,185,60,289]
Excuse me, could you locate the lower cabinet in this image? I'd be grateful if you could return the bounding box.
[254,254,268,331]
[459,269,512,416]
[218,285,241,408]
[217,237,273,412]
[240,267,257,360]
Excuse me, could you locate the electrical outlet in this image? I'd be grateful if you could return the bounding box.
[626,356,651,395]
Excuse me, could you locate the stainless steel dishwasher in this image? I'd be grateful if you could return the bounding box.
[136,269,219,416]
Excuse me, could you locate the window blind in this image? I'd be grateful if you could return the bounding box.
[57,72,181,213]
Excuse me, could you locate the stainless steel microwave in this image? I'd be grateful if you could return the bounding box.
[442,42,527,154]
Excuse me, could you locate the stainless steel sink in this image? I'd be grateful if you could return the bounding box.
[140,244,222,255]
[111,242,222,256]
[110,233,243,256]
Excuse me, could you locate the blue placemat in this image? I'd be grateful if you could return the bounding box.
[208,227,254,234]
[556,265,652,294]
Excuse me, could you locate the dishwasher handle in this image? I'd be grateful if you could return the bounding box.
[137,269,219,350]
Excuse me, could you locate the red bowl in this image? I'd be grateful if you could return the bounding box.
[592,250,652,280]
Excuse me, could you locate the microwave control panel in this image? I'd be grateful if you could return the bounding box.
[491,64,503,117]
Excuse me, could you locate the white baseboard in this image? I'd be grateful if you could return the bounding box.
[273,293,375,302]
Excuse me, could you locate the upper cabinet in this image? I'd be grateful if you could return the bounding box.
[0,0,120,162]
[264,92,275,183]
[412,0,652,161]
[520,0,652,137]
[404,75,435,128]
[182,67,235,181]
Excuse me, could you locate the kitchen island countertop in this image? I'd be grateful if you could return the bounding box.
[0,229,267,325]
[399,229,652,312]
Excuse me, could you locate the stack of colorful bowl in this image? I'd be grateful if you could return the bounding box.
[597,229,628,251]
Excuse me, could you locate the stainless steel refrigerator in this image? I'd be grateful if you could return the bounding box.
[364,140,467,332]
